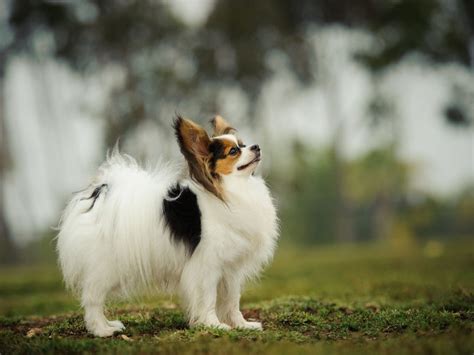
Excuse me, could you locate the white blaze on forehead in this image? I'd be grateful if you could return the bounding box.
[213,134,238,145]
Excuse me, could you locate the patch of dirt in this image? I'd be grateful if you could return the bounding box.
[242,308,262,320]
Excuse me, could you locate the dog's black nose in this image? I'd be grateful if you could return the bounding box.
[250,144,260,152]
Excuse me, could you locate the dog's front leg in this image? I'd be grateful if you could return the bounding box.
[217,274,262,330]
[180,256,230,330]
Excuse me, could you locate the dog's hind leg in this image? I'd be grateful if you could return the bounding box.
[81,276,125,337]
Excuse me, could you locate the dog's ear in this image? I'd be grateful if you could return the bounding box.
[174,116,211,159]
[211,115,237,137]
[174,116,224,200]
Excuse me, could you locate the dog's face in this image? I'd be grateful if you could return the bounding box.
[174,115,261,199]
[209,133,261,177]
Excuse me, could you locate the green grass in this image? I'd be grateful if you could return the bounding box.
[0,240,473,354]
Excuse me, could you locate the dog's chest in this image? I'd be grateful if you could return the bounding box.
[220,177,277,247]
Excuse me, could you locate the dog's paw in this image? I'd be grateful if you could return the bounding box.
[213,323,232,330]
[107,320,125,331]
[192,321,231,331]
[90,324,122,337]
[236,321,262,330]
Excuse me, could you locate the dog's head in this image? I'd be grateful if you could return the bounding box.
[174,115,261,200]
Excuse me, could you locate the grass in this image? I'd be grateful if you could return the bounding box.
[0,240,472,354]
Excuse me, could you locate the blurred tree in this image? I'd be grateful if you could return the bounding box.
[347,147,410,241]
[281,144,412,244]
[357,0,474,127]
[0,0,17,263]
[5,0,473,149]
[0,84,17,264]
[2,0,473,248]
[281,143,339,244]
[279,142,472,245]
[404,186,474,239]
[6,0,186,145]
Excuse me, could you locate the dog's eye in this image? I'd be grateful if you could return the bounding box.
[229,147,239,156]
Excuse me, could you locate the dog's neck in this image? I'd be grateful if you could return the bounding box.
[221,174,263,203]
[185,173,259,204]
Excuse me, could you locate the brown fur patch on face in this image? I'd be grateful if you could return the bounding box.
[209,137,241,176]
[174,116,224,200]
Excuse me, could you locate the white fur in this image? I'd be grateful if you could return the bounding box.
[56,147,278,337]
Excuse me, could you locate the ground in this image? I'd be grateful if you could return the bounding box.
[0,240,472,354]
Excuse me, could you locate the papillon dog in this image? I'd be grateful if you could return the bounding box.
[56,115,278,337]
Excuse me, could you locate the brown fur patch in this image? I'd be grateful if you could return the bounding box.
[209,138,241,175]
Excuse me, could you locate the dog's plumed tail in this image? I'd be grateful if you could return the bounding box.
[56,152,181,298]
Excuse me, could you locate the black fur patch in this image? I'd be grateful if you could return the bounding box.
[81,184,108,212]
[163,184,201,254]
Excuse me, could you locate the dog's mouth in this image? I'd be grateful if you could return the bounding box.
[237,156,261,171]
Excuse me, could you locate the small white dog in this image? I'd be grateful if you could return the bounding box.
[56,115,278,337]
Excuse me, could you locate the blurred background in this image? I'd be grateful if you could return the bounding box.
[0,0,473,264]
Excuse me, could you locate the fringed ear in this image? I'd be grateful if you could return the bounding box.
[174,116,224,201]
[211,115,237,137]
[174,116,211,159]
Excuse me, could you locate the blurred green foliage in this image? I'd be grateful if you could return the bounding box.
[275,144,474,245]
[404,187,474,239]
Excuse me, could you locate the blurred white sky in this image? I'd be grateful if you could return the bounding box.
[2,2,474,243]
